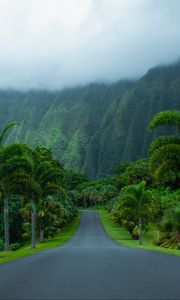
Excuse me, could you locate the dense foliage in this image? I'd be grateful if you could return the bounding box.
[148,110,180,188]
[71,109,180,249]
[111,110,180,248]
[111,182,154,244]
[0,124,78,251]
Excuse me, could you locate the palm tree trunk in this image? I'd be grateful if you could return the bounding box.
[31,200,36,249]
[4,197,10,251]
[40,229,45,243]
[139,217,143,245]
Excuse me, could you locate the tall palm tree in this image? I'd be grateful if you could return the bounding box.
[120,181,152,245]
[38,184,65,243]
[17,171,40,249]
[0,122,20,250]
[0,143,33,251]
[29,147,64,248]
[148,110,180,188]
[0,121,20,251]
[38,175,65,243]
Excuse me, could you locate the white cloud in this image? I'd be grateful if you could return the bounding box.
[0,0,180,89]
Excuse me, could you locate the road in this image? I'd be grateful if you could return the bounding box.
[0,210,179,299]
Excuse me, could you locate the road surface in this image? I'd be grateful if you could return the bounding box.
[0,210,179,299]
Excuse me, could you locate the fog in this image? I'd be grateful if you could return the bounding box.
[0,0,180,89]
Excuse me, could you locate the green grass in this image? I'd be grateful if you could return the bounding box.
[0,213,80,264]
[99,210,180,256]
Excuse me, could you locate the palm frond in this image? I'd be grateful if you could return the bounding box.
[148,110,180,131]
[0,122,20,146]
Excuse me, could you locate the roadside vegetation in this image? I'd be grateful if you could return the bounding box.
[98,210,180,256]
[0,109,179,261]
[0,123,82,261]
[69,110,180,253]
[0,213,80,264]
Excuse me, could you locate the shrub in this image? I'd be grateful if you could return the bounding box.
[10,243,21,251]
[155,205,180,249]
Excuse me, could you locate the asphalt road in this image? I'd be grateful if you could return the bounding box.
[0,210,180,299]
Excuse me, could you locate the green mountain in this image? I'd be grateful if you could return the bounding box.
[1,62,180,178]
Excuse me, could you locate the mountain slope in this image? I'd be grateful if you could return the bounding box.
[1,62,180,177]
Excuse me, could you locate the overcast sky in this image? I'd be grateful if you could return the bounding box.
[0,0,180,89]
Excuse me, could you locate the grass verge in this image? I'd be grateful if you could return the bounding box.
[98,210,180,256]
[0,213,81,264]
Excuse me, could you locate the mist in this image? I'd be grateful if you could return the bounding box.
[0,0,180,90]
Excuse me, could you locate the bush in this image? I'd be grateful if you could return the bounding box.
[0,239,4,251]
[154,205,180,249]
[10,243,21,251]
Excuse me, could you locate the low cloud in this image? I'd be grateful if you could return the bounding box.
[0,0,180,89]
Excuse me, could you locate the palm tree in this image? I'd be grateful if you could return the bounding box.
[37,193,65,243]
[148,110,180,188]
[120,181,152,245]
[0,143,33,251]
[29,147,64,248]
[0,121,20,251]
[38,182,65,243]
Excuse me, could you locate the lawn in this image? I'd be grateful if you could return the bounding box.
[98,210,180,256]
[0,213,80,264]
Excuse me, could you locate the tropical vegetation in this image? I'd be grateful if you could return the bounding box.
[68,109,180,251]
[0,101,179,258]
[0,123,78,253]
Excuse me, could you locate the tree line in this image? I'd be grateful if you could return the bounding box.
[0,123,78,251]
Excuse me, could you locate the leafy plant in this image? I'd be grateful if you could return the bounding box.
[10,243,21,251]
[155,205,180,249]
[111,181,153,244]
[148,110,180,188]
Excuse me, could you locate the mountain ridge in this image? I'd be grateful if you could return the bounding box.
[0,62,180,177]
